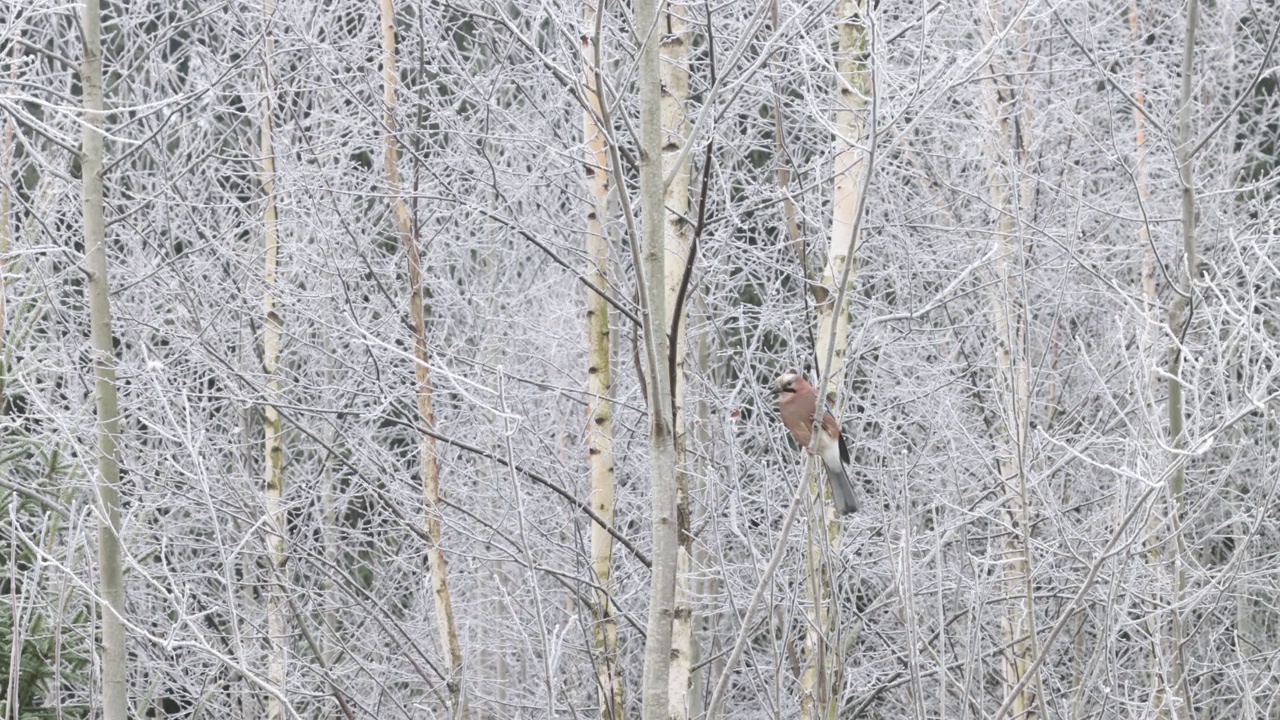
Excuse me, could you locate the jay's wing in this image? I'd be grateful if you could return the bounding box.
[822,411,850,465]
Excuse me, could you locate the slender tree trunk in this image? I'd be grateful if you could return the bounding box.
[798,523,838,720]
[379,2,468,715]
[688,314,712,716]
[318,354,340,720]
[771,0,810,289]
[799,4,868,717]
[581,2,623,716]
[660,3,695,718]
[1129,2,1172,713]
[492,556,510,713]
[637,0,680,713]
[258,4,288,719]
[81,2,127,718]
[982,5,1039,717]
[1,71,11,411]
[1159,1,1200,717]
[2,54,15,720]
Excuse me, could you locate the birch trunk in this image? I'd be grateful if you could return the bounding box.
[688,315,712,716]
[4,29,46,720]
[771,0,810,290]
[1129,3,1175,713]
[1157,1,1200,717]
[1,78,10,409]
[380,2,468,714]
[982,6,1038,716]
[258,4,288,719]
[659,3,695,718]
[814,0,867,406]
[81,2,128,718]
[799,4,867,717]
[581,1,623,715]
[637,0,680,713]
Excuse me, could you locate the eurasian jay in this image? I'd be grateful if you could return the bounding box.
[772,369,858,515]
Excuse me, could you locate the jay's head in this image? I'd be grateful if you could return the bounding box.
[772,369,804,397]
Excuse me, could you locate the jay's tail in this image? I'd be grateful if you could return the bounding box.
[825,463,859,515]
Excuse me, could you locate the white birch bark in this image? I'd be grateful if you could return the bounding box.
[1129,3,1178,714]
[258,4,288,719]
[982,6,1039,716]
[800,4,868,717]
[3,30,17,720]
[814,0,869,405]
[637,0,680,713]
[581,1,623,715]
[380,2,468,715]
[770,0,809,287]
[660,3,695,718]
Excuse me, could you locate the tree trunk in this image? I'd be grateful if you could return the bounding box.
[1,70,10,417]
[771,0,810,292]
[688,314,712,717]
[581,1,623,716]
[799,4,868,717]
[637,0,680,714]
[814,0,867,405]
[380,1,468,715]
[1158,1,1200,717]
[982,5,1039,717]
[258,4,288,719]
[1129,2,1172,713]
[81,2,128,718]
[4,32,27,720]
[660,3,695,719]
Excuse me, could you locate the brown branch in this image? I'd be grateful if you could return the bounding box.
[667,140,714,427]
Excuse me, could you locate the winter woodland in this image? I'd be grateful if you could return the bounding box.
[2,0,1279,718]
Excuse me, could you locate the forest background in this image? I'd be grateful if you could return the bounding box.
[2,0,1279,718]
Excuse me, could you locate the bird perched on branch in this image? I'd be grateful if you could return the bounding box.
[772,369,858,515]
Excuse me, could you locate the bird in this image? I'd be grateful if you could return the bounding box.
[772,369,858,515]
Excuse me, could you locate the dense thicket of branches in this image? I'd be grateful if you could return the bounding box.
[3,0,1279,718]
